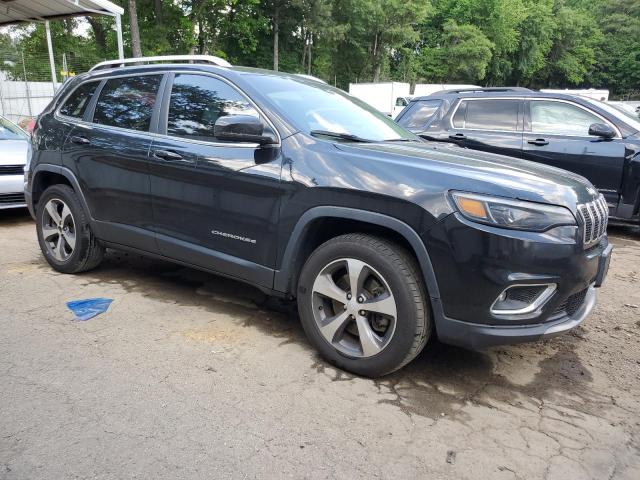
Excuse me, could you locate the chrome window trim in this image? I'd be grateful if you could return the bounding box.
[158,70,281,148]
[55,71,163,124]
[490,283,557,318]
[54,70,281,149]
[527,98,622,139]
[449,97,523,133]
[54,78,104,122]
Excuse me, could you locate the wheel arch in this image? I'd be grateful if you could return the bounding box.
[273,207,441,301]
[31,165,93,221]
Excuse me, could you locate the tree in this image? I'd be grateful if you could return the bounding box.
[422,20,494,82]
[543,3,602,86]
[128,0,142,57]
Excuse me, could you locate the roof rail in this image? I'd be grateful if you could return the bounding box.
[89,55,232,72]
[439,86,533,94]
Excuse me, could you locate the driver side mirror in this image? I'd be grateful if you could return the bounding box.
[588,123,616,139]
[214,115,276,145]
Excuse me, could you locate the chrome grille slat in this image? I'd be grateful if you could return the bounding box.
[577,195,608,247]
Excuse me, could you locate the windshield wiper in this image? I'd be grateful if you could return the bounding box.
[310,130,374,143]
[384,138,422,142]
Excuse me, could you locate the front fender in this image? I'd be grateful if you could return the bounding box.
[273,206,441,301]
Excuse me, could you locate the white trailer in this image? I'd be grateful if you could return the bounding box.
[412,84,481,97]
[348,82,411,118]
[540,88,610,101]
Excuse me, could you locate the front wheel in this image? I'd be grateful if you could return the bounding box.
[297,233,431,377]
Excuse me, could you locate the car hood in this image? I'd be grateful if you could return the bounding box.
[333,140,599,211]
[0,140,29,166]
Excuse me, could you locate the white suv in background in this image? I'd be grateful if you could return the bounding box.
[0,115,29,209]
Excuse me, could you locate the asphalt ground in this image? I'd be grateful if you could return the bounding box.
[1,208,639,479]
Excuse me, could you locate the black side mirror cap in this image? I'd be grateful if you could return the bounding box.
[214,115,276,145]
[588,122,616,139]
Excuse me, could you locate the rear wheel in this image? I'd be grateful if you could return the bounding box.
[36,185,104,273]
[297,233,431,377]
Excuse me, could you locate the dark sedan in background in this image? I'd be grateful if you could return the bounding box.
[396,87,640,225]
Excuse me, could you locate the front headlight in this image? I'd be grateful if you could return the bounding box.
[451,192,576,232]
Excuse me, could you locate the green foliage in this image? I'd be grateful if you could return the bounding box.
[1,0,638,96]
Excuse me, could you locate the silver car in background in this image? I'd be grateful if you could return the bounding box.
[0,115,30,209]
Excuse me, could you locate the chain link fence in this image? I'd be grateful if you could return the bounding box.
[0,50,99,128]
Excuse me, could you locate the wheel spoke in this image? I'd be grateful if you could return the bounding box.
[45,201,61,224]
[346,259,367,296]
[54,235,66,259]
[61,204,72,225]
[363,293,396,318]
[62,229,76,251]
[313,273,347,303]
[355,315,384,357]
[41,225,58,241]
[319,310,351,343]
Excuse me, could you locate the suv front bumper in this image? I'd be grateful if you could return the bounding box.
[436,285,596,349]
[424,213,611,349]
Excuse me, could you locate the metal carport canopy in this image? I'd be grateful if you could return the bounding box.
[0,0,125,84]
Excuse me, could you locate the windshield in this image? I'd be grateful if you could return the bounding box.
[583,98,640,132]
[0,117,28,140]
[249,75,418,142]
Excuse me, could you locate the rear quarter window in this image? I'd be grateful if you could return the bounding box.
[92,75,162,131]
[397,100,442,131]
[59,81,99,119]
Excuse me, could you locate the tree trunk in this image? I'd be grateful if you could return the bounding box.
[154,0,163,25]
[307,33,312,75]
[87,18,107,55]
[128,0,142,58]
[301,27,307,70]
[372,32,380,82]
[198,18,205,54]
[273,3,279,71]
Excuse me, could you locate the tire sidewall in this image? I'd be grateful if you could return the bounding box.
[36,185,91,273]
[298,239,423,377]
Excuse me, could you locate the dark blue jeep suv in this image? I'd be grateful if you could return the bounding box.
[25,57,612,377]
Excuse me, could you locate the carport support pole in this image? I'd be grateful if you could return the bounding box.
[115,14,124,60]
[45,21,57,92]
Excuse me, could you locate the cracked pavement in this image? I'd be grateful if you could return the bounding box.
[1,209,639,479]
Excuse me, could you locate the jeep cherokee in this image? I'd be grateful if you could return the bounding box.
[25,56,612,377]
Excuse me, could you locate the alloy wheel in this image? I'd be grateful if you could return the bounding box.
[311,258,398,358]
[41,198,76,262]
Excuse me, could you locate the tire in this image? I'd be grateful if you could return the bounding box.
[297,233,431,377]
[36,184,104,274]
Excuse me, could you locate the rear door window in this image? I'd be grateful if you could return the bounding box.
[92,75,162,131]
[452,99,520,131]
[59,81,99,119]
[397,100,442,130]
[166,73,259,142]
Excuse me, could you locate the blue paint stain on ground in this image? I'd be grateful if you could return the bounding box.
[66,298,113,321]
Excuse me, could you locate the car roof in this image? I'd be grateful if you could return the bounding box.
[411,88,589,103]
[75,63,320,86]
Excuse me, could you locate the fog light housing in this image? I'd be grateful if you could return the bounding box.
[491,284,556,318]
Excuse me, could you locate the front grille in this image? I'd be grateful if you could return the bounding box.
[0,192,25,204]
[0,165,25,175]
[577,195,608,246]
[552,288,589,317]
